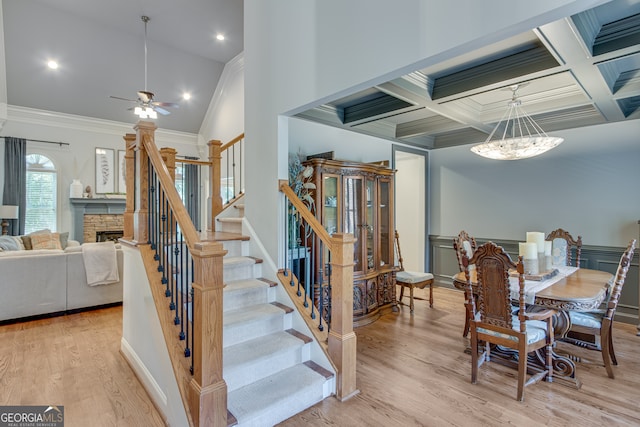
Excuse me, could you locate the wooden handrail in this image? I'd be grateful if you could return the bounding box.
[220,132,244,151]
[178,158,211,166]
[278,180,333,250]
[142,134,201,246]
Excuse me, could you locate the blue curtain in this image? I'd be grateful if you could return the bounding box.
[183,161,200,232]
[3,137,27,235]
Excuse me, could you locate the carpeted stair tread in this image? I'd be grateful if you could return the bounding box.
[218,217,243,223]
[224,331,308,391]
[224,278,269,293]
[227,363,327,426]
[224,303,285,327]
[224,331,305,369]
[223,279,270,312]
[223,256,258,267]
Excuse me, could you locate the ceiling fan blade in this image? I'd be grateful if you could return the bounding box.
[154,106,171,115]
[110,95,137,102]
[152,101,179,108]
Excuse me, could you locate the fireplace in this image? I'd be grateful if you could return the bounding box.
[83,213,124,243]
[70,198,126,243]
[96,230,124,242]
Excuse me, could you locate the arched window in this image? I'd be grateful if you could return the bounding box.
[25,153,57,233]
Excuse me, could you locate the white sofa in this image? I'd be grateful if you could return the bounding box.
[0,243,123,322]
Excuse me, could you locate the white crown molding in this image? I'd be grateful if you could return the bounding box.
[6,105,199,146]
[199,51,245,139]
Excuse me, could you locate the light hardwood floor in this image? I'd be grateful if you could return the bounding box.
[1,288,638,427]
[0,306,165,427]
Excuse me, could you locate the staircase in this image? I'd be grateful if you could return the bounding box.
[218,203,334,426]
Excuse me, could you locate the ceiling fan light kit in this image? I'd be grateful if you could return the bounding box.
[110,15,179,119]
[470,85,564,160]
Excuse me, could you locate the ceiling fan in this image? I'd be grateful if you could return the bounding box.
[110,16,178,119]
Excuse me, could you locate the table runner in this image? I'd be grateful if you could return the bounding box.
[509,265,579,304]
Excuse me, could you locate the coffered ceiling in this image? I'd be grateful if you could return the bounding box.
[296,0,640,150]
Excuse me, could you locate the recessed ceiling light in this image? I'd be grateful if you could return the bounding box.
[47,60,59,70]
[182,92,191,101]
[216,34,225,41]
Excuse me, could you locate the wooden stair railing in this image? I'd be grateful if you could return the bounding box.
[210,133,244,222]
[125,121,228,427]
[278,180,359,401]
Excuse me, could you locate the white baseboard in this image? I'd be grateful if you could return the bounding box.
[120,337,168,409]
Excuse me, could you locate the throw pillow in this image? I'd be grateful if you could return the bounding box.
[30,232,63,250]
[12,236,26,250]
[0,235,20,251]
[59,231,69,249]
[21,229,51,250]
[21,235,31,250]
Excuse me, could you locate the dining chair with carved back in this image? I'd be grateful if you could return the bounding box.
[394,230,434,313]
[462,241,556,401]
[453,230,477,337]
[563,239,636,379]
[546,228,582,267]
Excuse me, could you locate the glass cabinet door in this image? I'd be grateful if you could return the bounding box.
[343,176,363,272]
[322,175,339,235]
[365,179,375,271]
[379,178,391,266]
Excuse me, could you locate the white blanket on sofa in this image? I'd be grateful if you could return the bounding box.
[82,241,119,286]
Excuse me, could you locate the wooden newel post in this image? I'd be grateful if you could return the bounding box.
[188,241,228,427]
[208,140,223,229]
[133,121,157,244]
[123,133,136,240]
[328,233,359,401]
[160,147,177,181]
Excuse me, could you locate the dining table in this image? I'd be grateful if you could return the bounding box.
[452,266,614,389]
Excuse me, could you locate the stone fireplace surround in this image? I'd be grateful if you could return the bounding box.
[70,198,125,243]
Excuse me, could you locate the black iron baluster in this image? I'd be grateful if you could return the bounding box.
[239,138,243,196]
[326,252,332,333]
[226,148,230,200]
[161,190,169,296]
[232,144,236,199]
[283,196,289,277]
[147,157,153,245]
[318,241,324,331]
[169,208,176,312]
[178,231,185,341]
[189,257,194,375]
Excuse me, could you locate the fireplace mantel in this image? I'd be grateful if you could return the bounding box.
[70,198,126,243]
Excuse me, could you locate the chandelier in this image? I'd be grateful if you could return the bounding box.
[470,85,563,160]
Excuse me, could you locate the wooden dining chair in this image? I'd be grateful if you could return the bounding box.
[462,241,556,401]
[546,228,582,267]
[564,239,636,379]
[394,230,434,313]
[453,230,477,272]
[453,230,477,337]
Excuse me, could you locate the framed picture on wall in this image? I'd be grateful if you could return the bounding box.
[95,147,115,194]
[117,150,126,193]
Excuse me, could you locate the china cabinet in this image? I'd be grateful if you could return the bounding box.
[304,158,396,326]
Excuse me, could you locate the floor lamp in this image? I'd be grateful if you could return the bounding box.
[0,205,19,235]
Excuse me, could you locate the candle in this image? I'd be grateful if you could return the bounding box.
[523,242,537,259]
[526,232,545,253]
[544,241,552,256]
[519,242,527,257]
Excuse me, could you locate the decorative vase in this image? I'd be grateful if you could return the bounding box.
[70,179,83,198]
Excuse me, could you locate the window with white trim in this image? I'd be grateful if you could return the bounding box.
[25,154,57,233]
